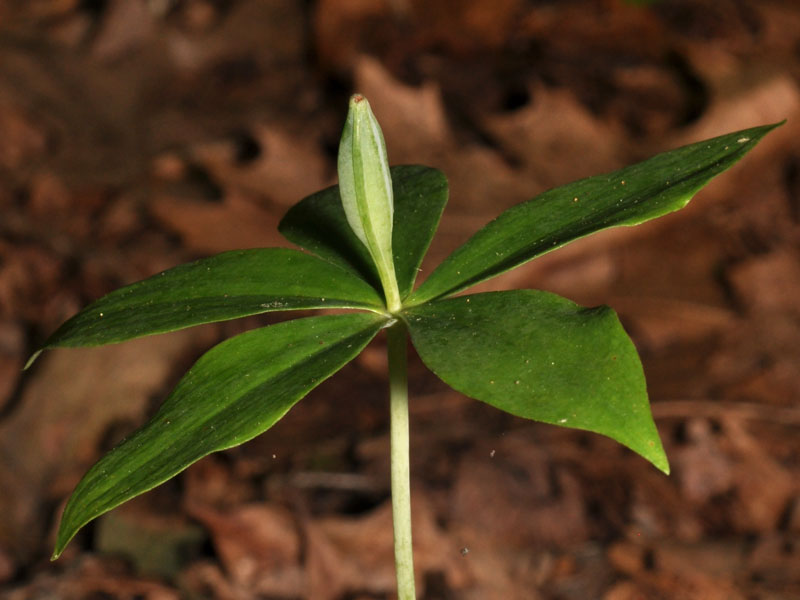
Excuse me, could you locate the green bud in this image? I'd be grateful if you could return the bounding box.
[338,94,401,311]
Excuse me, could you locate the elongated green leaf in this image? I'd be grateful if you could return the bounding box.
[391,166,448,298]
[34,248,384,356]
[409,123,781,304]
[279,165,448,299]
[53,312,386,558]
[404,291,668,473]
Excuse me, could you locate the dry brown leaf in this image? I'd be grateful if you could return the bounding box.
[450,435,588,550]
[0,320,24,411]
[729,249,800,316]
[178,561,239,600]
[609,539,747,600]
[673,418,734,504]
[306,493,464,599]
[0,100,49,172]
[187,502,304,597]
[3,555,180,600]
[483,85,623,187]
[90,0,156,62]
[188,125,328,208]
[411,0,523,53]
[314,0,395,72]
[354,56,451,163]
[149,191,284,254]
[0,329,209,561]
[677,75,800,147]
[181,455,255,509]
[724,419,796,532]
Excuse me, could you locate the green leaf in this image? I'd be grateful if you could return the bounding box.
[391,166,448,298]
[404,290,669,473]
[409,123,782,304]
[279,165,448,299]
[53,312,386,558]
[35,248,384,355]
[279,181,377,286]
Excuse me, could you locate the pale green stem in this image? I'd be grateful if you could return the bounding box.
[387,321,416,600]
[381,267,402,314]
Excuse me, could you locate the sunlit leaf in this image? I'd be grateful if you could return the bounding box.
[404,290,668,473]
[409,123,781,304]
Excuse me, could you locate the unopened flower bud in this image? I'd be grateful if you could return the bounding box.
[338,94,400,310]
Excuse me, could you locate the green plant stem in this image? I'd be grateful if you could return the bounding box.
[387,320,416,600]
[382,271,402,313]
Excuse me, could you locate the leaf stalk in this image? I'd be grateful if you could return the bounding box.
[387,320,416,599]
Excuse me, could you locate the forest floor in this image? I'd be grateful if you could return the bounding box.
[1,1,800,598]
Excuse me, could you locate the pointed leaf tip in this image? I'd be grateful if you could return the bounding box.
[52,312,386,558]
[404,291,671,474]
[656,454,670,476]
[23,349,42,370]
[410,122,783,304]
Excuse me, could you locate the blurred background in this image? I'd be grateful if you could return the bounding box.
[1,0,799,598]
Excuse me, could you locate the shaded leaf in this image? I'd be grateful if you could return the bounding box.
[53,312,386,558]
[409,123,781,304]
[35,248,383,355]
[404,291,668,472]
[391,166,448,298]
[279,165,448,298]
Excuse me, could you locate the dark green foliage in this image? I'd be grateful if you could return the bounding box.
[37,121,779,559]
